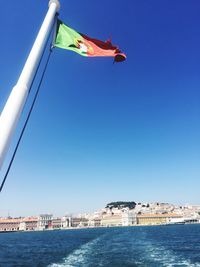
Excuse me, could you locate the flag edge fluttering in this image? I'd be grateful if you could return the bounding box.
[54,19,126,63]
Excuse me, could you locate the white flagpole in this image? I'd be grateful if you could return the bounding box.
[0,0,60,169]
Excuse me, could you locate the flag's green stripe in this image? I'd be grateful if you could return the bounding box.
[55,22,88,57]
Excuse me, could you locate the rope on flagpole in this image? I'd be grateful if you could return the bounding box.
[0,16,58,193]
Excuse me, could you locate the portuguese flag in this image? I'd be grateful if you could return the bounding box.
[55,20,126,62]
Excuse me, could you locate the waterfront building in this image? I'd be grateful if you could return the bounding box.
[37,214,53,230]
[122,211,137,226]
[0,217,38,232]
[0,218,21,232]
[137,213,182,225]
[88,217,101,227]
[19,221,26,231]
[61,215,72,228]
[101,214,122,227]
[52,218,62,229]
[71,217,89,227]
[21,217,38,231]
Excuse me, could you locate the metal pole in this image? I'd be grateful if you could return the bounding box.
[0,0,60,169]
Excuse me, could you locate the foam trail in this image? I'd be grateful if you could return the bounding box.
[142,240,200,267]
[48,229,200,267]
[48,237,101,267]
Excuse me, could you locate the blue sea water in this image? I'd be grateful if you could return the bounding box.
[0,224,200,266]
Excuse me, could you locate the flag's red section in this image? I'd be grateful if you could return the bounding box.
[81,34,126,62]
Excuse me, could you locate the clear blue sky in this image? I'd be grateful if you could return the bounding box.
[0,0,200,217]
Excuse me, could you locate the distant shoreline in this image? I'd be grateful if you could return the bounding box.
[1,222,200,234]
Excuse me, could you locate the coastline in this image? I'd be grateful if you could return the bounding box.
[1,221,200,234]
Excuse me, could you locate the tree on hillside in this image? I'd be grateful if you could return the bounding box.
[106,201,136,209]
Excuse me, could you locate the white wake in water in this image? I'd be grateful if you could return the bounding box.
[48,237,101,267]
[48,230,200,267]
[142,240,200,267]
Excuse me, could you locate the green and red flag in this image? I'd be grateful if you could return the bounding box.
[54,19,126,62]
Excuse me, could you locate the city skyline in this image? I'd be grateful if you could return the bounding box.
[1,201,200,231]
[0,0,200,217]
